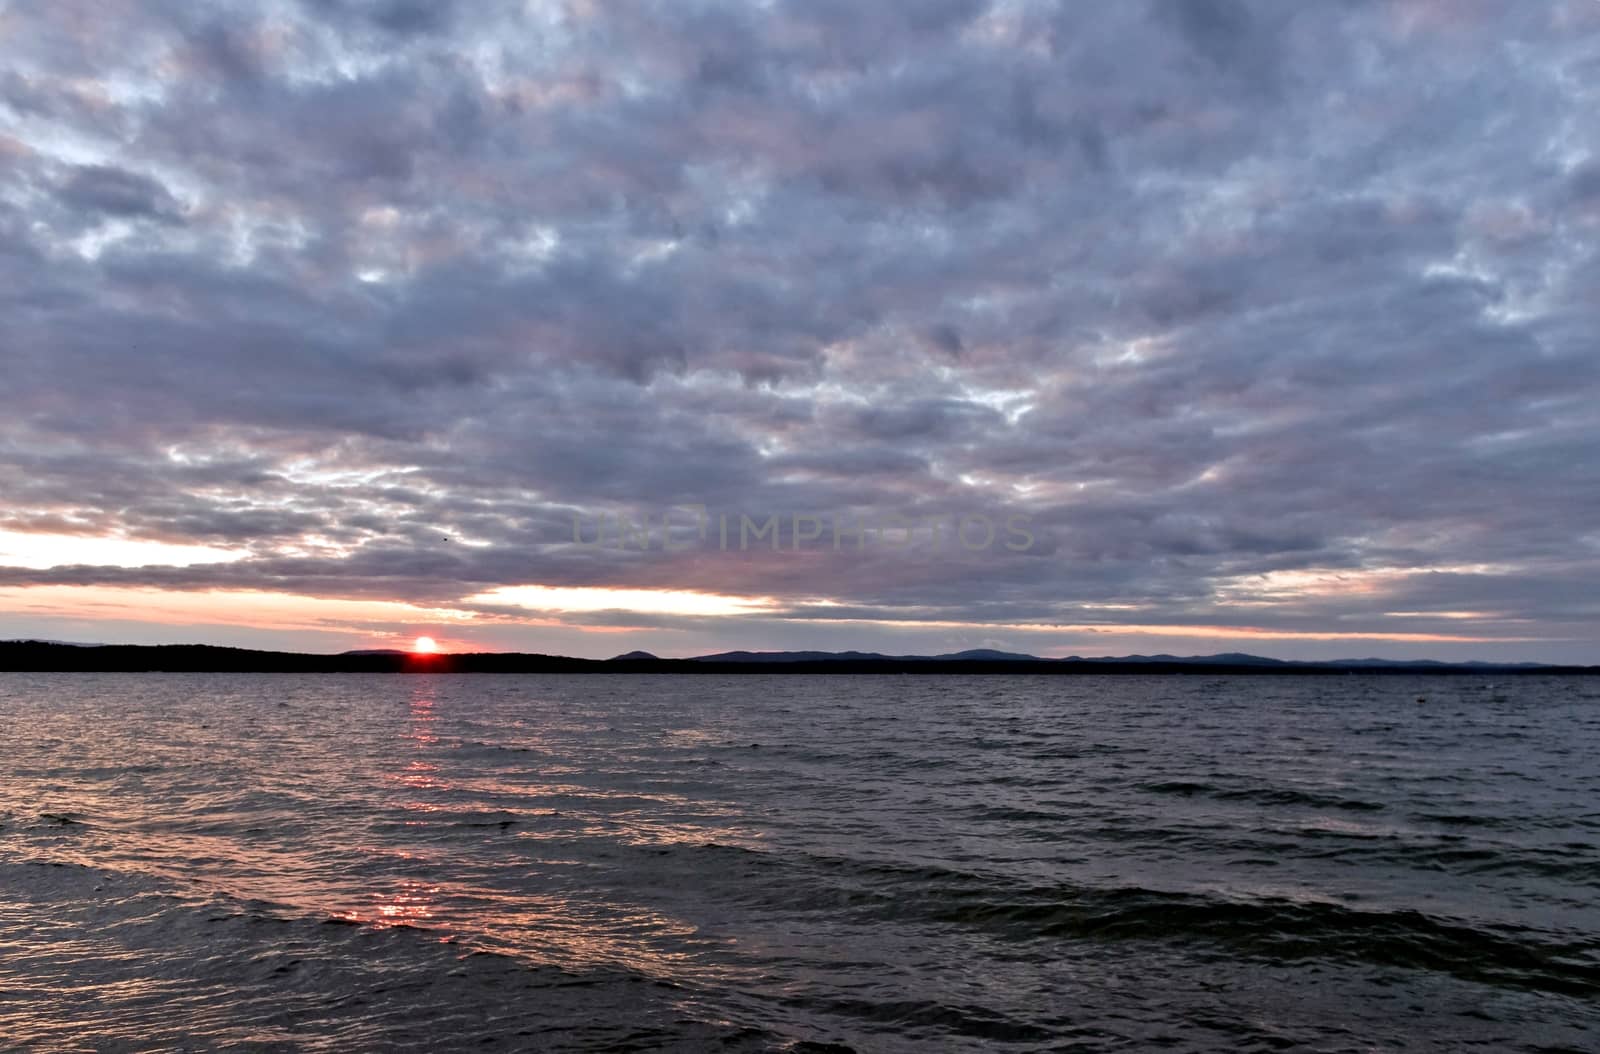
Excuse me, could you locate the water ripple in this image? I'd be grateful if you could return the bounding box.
[0,672,1597,1052]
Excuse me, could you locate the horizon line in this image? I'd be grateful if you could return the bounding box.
[2,638,1592,672]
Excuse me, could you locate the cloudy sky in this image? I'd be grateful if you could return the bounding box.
[2,0,1598,660]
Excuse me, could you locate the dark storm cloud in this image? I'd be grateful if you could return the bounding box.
[1,0,1598,658]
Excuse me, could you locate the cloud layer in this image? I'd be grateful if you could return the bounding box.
[2,0,1598,659]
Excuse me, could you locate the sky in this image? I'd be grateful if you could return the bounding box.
[1,0,1598,662]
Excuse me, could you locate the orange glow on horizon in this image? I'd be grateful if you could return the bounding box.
[412,636,439,654]
[0,583,1550,655]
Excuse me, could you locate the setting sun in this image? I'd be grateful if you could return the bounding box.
[412,636,439,654]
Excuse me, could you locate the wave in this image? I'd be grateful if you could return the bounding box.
[0,858,783,1053]
[622,842,1600,999]
[921,884,1600,998]
[1140,780,1388,812]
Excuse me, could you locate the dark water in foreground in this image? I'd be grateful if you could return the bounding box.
[1,674,1597,1052]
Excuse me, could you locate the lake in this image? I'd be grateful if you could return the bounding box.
[1,674,1597,1051]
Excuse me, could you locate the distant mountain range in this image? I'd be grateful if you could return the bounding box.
[677,649,1554,669]
[686,648,1042,663]
[0,640,1585,674]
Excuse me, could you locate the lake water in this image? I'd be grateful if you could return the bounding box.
[1,673,1597,1052]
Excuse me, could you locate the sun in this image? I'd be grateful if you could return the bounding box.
[412,636,439,654]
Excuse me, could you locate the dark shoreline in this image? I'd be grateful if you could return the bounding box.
[2,642,1595,675]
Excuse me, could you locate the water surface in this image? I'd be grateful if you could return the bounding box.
[1,674,1597,1051]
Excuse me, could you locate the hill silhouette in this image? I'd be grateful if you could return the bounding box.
[0,641,1591,675]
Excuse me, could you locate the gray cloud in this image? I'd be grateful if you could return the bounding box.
[54,164,184,221]
[0,0,1597,659]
